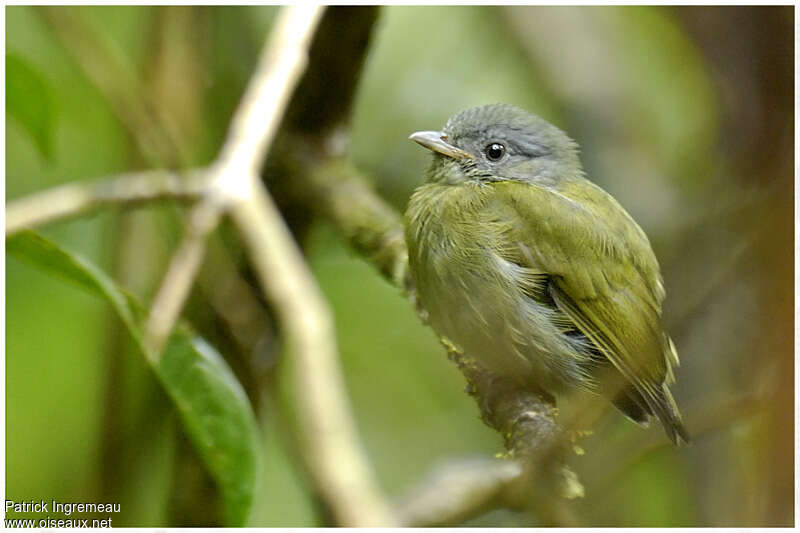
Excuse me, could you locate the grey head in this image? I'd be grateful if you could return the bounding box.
[410,104,583,186]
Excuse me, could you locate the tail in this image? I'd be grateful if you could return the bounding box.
[612,383,689,445]
[648,385,690,446]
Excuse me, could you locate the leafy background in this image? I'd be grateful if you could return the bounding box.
[6,6,793,526]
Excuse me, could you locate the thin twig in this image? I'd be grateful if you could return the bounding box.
[144,199,223,353]
[396,457,523,527]
[5,169,205,236]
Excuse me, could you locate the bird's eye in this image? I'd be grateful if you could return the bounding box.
[485,143,506,161]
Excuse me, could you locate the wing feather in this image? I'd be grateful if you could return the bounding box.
[491,181,688,443]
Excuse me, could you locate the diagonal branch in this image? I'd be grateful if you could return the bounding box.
[209,6,395,526]
[144,199,223,352]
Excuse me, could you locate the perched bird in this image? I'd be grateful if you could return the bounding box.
[404,104,689,444]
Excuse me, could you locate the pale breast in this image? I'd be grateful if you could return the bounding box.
[406,184,592,388]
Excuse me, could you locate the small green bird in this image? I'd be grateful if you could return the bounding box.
[405,104,688,444]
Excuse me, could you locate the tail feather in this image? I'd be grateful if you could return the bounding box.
[610,380,689,445]
[612,388,651,426]
[648,385,690,445]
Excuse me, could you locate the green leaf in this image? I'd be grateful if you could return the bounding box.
[6,54,57,161]
[7,230,259,526]
[155,331,258,527]
[6,230,143,340]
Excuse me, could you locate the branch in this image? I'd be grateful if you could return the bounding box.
[5,169,205,236]
[209,5,396,526]
[396,457,523,527]
[144,199,223,352]
[12,6,395,526]
[395,454,582,527]
[305,158,410,290]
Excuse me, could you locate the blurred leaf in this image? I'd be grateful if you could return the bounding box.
[6,230,259,526]
[6,54,57,161]
[6,229,142,331]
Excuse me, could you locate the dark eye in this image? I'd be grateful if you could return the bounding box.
[485,142,505,161]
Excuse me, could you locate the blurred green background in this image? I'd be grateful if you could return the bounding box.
[6,6,793,527]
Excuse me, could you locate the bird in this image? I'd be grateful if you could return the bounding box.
[404,103,689,444]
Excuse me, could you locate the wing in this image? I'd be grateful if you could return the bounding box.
[491,180,688,444]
